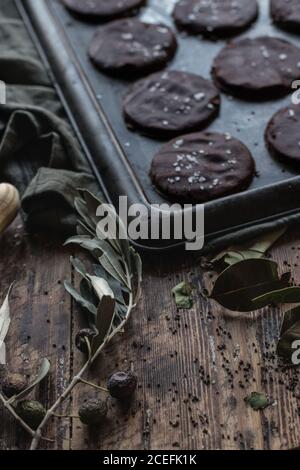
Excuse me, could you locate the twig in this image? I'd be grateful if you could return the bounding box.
[78,379,108,393]
[30,262,136,450]
[0,392,35,437]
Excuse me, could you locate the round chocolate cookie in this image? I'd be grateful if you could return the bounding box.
[88,19,177,77]
[265,105,300,164]
[271,0,300,32]
[212,36,300,99]
[150,132,255,203]
[123,70,220,137]
[62,0,146,20]
[173,0,258,38]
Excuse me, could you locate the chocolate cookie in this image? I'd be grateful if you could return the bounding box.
[123,71,220,137]
[150,132,255,203]
[173,0,258,38]
[271,0,300,32]
[212,36,300,99]
[265,105,300,164]
[62,0,146,20]
[88,19,177,77]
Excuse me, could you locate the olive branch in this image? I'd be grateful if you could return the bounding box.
[0,190,142,450]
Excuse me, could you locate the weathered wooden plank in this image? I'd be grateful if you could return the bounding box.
[1,221,300,450]
[0,218,72,450]
[70,230,300,450]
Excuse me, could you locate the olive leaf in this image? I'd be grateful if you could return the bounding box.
[277,306,300,362]
[211,228,286,268]
[210,259,290,312]
[130,247,142,302]
[66,190,142,358]
[64,281,97,315]
[172,282,194,309]
[70,256,89,281]
[86,276,116,353]
[245,392,271,411]
[253,286,300,308]
[99,253,129,288]
[87,275,114,300]
[0,284,13,365]
[13,358,50,401]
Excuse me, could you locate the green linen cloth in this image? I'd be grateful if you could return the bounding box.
[0,0,98,234]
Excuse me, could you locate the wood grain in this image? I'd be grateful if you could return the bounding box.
[1,220,300,449]
[0,218,72,450]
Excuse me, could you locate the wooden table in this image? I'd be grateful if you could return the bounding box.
[1,217,300,450]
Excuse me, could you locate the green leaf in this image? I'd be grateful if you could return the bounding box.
[210,259,290,312]
[14,358,50,401]
[92,294,116,354]
[277,306,300,362]
[70,257,88,280]
[64,281,97,315]
[253,286,300,307]
[87,276,114,301]
[172,282,193,309]
[211,228,286,268]
[0,284,13,365]
[99,253,128,288]
[245,392,270,411]
[65,236,120,260]
[130,248,142,302]
[74,197,95,232]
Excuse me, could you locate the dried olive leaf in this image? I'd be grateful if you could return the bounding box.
[99,253,128,288]
[0,284,13,365]
[277,306,300,362]
[79,279,98,329]
[245,392,270,410]
[253,286,300,308]
[74,197,95,232]
[14,358,50,401]
[70,256,89,281]
[92,295,116,353]
[172,282,194,309]
[130,248,142,302]
[210,259,290,312]
[64,281,97,315]
[65,237,122,264]
[211,228,286,268]
[87,275,114,300]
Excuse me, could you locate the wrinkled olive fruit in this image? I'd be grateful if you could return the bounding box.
[79,398,108,426]
[75,328,96,354]
[107,371,137,400]
[16,400,46,430]
[0,373,28,398]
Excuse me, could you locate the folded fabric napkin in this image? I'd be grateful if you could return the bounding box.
[0,0,98,234]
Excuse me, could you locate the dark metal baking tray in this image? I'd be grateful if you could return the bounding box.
[15,0,300,251]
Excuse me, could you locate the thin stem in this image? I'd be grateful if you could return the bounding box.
[0,392,35,437]
[79,378,108,393]
[29,359,90,450]
[30,262,134,450]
